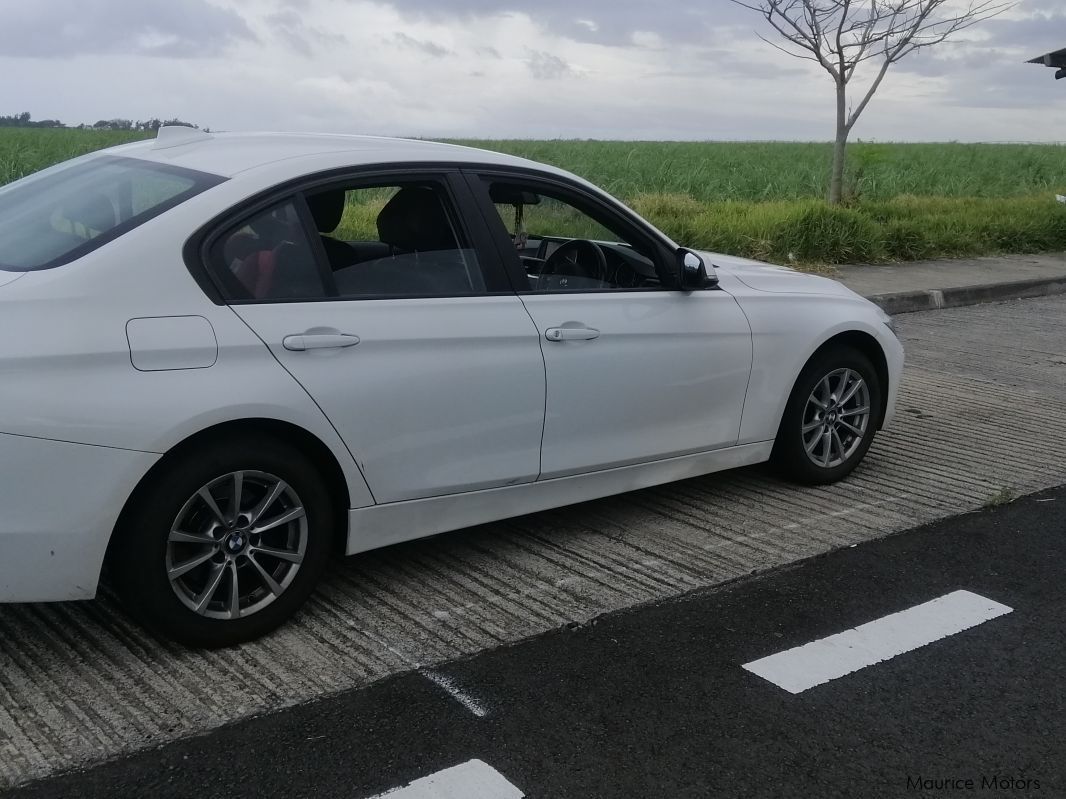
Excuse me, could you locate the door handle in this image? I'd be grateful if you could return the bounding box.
[545,326,600,342]
[282,333,360,351]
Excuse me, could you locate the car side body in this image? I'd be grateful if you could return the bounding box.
[0,130,902,636]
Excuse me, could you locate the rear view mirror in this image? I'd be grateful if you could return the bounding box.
[678,249,718,290]
[489,184,542,206]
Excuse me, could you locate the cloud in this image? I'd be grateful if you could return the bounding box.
[385,0,750,46]
[394,32,454,58]
[264,8,348,57]
[0,0,253,58]
[528,50,577,80]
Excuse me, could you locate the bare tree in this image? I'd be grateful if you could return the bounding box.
[730,0,1012,203]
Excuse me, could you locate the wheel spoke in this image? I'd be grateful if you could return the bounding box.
[818,376,832,404]
[229,471,245,525]
[253,506,305,535]
[227,561,241,619]
[802,418,823,433]
[841,405,870,417]
[248,480,287,526]
[168,529,217,546]
[839,419,864,437]
[805,428,823,454]
[198,487,227,525]
[839,375,864,405]
[193,562,227,612]
[831,427,846,463]
[250,544,304,565]
[820,429,832,466]
[248,553,283,596]
[168,549,217,580]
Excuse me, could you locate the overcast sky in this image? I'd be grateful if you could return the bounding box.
[1,0,1064,141]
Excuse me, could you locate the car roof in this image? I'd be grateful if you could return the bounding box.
[106,128,557,180]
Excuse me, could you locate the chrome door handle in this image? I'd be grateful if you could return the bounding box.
[282,333,360,351]
[545,326,600,342]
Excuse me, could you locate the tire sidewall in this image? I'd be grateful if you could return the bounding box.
[114,437,334,648]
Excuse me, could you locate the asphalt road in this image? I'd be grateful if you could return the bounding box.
[1,294,1065,789]
[8,483,1063,799]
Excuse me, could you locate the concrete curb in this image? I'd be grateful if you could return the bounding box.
[867,275,1066,315]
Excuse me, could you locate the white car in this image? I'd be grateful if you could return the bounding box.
[0,127,902,646]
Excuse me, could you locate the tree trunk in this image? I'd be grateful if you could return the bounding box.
[829,80,849,205]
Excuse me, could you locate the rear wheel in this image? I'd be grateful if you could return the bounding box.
[771,346,883,485]
[113,437,334,647]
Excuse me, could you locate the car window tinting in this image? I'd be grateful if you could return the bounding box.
[209,182,488,302]
[214,201,328,301]
[0,155,223,272]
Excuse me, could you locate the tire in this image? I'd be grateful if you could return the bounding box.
[771,345,883,485]
[112,436,335,648]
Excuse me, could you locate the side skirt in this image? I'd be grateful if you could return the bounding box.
[345,441,774,555]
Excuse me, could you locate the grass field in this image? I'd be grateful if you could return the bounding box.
[4,128,1066,266]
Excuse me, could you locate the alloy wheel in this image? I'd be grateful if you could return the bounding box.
[801,368,871,469]
[165,470,307,620]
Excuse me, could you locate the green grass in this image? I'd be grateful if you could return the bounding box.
[4,129,1066,266]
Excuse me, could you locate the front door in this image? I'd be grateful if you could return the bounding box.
[206,173,545,503]
[468,173,753,479]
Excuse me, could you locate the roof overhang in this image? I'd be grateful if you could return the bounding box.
[1029,47,1066,79]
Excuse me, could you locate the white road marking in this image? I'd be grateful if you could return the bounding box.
[370,759,523,799]
[742,590,1012,694]
[423,670,489,718]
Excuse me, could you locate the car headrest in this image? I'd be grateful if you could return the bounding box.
[306,189,346,233]
[376,187,457,252]
[62,192,117,235]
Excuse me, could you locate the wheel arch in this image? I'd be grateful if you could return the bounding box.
[806,330,890,428]
[107,418,352,569]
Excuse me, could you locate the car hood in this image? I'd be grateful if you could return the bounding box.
[697,251,858,298]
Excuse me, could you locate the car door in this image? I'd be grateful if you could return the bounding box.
[201,170,546,504]
[466,171,753,480]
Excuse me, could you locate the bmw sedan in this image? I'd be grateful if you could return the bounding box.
[0,127,903,646]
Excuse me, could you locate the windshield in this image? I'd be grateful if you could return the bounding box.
[0,154,224,272]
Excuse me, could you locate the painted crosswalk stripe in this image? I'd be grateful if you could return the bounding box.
[370,759,523,798]
[742,590,1013,694]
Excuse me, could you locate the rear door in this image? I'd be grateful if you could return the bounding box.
[201,169,546,503]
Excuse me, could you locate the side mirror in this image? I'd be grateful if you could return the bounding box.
[678,249,718,290]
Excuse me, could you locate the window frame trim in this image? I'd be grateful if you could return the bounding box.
[185,163,515,305]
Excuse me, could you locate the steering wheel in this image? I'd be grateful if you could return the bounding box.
[540,239,608,286]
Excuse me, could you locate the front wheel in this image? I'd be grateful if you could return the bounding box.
[771,346,883,485]
[112,437,335,648]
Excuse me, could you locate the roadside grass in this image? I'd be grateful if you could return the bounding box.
[4,129,1066,267]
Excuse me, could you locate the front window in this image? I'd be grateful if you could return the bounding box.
[0,155,223,272]
[486,180,663,291]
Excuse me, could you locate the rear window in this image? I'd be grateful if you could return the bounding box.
[0,155,224,272]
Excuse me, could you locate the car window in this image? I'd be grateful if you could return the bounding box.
[304,182,487,299]
[0,155,223,272]
[213,200,328,301]
[485,180,662,292]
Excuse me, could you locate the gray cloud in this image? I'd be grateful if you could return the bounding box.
[0,0,253,58]
[386,0,752,46]
[267,8,348,57]
[393,32,454,58]
[528,50,576,79]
